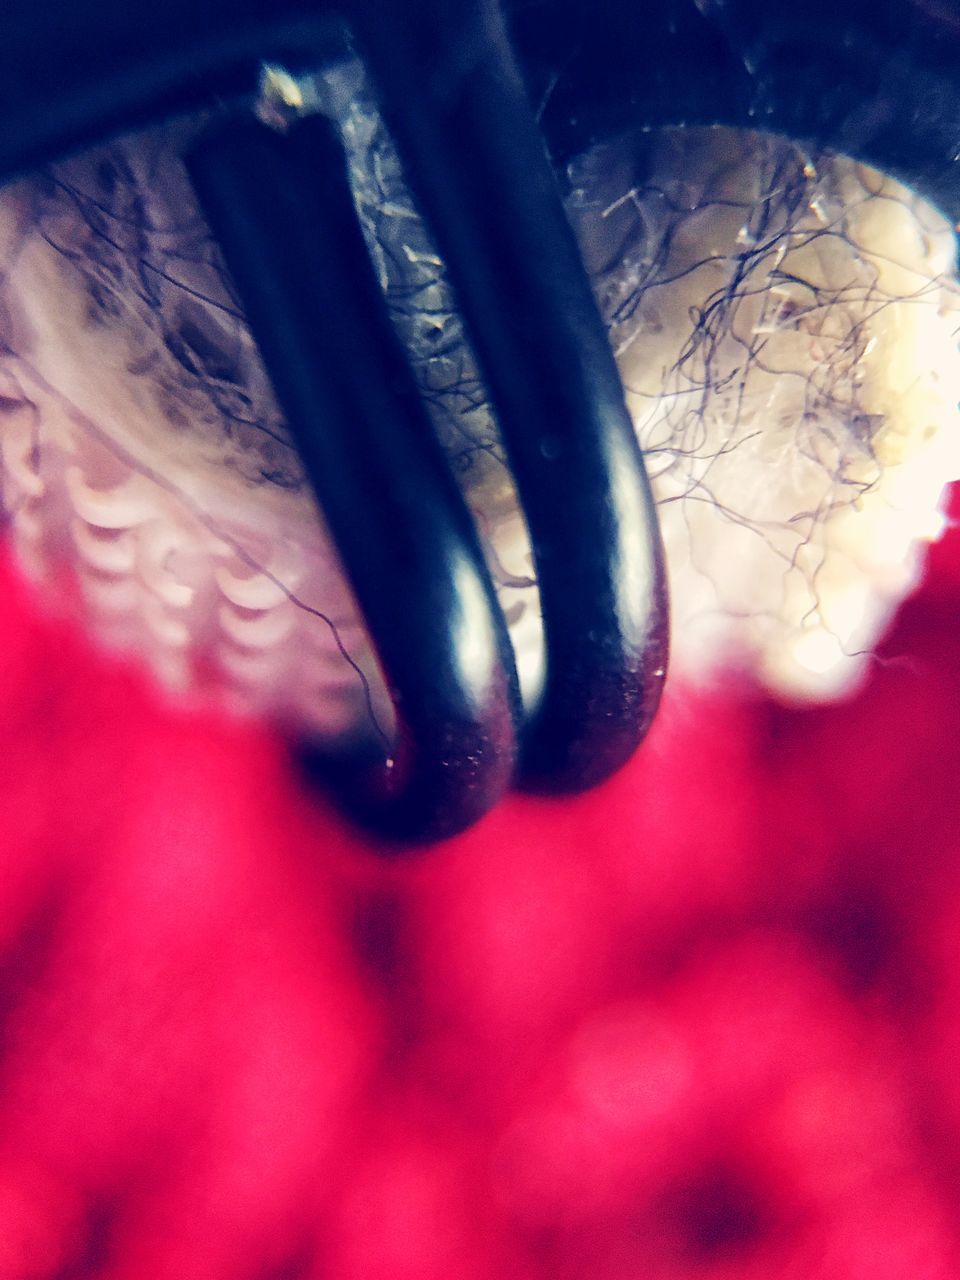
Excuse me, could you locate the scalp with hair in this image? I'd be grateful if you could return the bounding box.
[1,76,958,738]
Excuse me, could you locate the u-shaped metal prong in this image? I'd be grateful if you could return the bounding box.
[187,114,522,842]
[351,0,669,791]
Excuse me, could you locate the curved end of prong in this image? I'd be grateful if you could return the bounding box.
[188,110,524,848]
[519,570,670,795]
[297,694,519,846]
[350,0,671,806]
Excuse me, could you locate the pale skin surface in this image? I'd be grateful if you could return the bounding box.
[1,71,958,745]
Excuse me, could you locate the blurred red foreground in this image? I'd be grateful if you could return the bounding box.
[1,491,960,1280]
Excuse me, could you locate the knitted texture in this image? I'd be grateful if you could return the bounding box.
[0,484,958,1279]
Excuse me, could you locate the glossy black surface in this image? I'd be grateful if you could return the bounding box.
[514,0,960,222]
[351,0,668,790]
[187,116,521,842]
[2,1,960,214]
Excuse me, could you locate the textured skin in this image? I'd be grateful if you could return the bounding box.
[0,487,959,1278]
[2,112,957,740]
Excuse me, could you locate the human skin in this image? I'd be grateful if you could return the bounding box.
[2,104,957,741]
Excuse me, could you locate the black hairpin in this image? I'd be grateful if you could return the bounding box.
[186,1,668,840]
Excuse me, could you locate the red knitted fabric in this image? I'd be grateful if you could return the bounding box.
[1,490,959,1279]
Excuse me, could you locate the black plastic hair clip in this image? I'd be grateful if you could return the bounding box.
[1,0,959,842]
[183,4,669,841]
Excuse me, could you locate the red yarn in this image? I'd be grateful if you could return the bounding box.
[1,491,959,1278]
